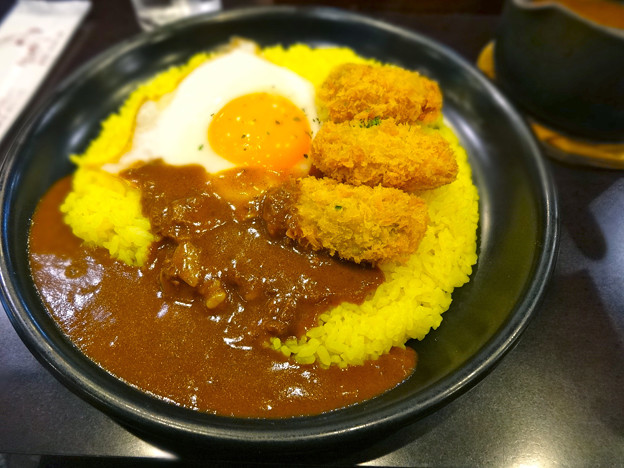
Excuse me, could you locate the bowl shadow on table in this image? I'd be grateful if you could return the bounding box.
[550,162,614,261]
[522,267,624,440]
[548,164,624,432]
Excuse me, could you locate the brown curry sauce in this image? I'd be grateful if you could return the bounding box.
[29,164,416,417]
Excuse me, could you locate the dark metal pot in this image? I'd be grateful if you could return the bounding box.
[495,0,624,142]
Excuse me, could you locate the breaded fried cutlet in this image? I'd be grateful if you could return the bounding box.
[262,177,429,265]
[318,63,442,124]
[310,119,458,192]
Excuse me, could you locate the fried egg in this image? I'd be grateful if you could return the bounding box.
[104,45,319,176]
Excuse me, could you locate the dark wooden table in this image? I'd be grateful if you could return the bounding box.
[1,1,623,465]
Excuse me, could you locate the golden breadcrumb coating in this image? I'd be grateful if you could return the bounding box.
[310,119,458,191]
[263,177,429,265]
[318,63,442,124]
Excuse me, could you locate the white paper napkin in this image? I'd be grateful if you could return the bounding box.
[0,1,91,143]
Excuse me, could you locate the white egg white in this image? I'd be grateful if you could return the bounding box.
[103,46,320,175]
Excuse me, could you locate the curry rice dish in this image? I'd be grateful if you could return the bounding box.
[28,43,479,417]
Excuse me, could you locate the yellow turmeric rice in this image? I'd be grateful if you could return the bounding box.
[60,44,479,368]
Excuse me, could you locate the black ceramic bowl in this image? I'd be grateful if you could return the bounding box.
[495,0,624,143]
[0,7,558,458]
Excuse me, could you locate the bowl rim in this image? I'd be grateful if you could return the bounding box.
[0,5,559,451]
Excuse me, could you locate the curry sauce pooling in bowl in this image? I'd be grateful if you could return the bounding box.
[30,165,416,417]
[27,43,479,417]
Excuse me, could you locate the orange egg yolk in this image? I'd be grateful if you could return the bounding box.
[208,92,312,172]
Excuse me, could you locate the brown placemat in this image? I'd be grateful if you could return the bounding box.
[477,41,624,169]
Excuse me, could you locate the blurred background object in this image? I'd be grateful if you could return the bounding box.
[267,0,505,13]
[0,0,91,143]
[494,0,624,143]
[130,0,222,30]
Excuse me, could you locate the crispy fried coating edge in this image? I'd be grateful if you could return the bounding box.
[283,177,429,265]
[311,119,458,192]
[318,63,442,125]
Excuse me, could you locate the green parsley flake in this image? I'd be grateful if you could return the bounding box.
[361,116,381,128]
